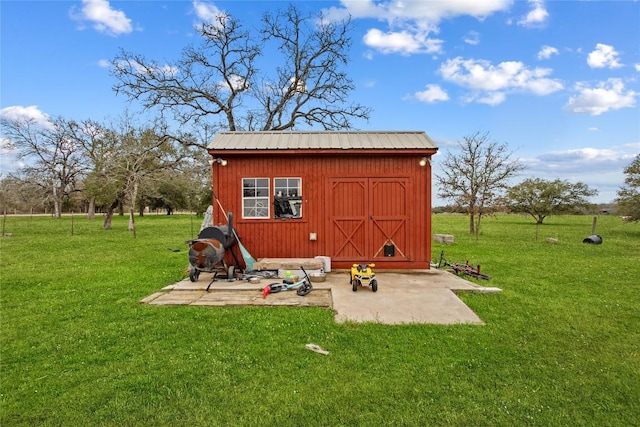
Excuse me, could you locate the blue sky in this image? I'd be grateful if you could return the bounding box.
[1,0,639,205]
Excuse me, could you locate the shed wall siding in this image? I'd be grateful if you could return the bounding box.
[212,154,433,269]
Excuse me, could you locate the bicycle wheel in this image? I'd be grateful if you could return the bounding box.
[296,281,313,296]
[268,283,286,293]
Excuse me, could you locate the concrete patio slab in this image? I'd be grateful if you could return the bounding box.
[141,269,500,325]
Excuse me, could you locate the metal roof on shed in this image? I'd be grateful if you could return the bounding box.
[207,131,437,151]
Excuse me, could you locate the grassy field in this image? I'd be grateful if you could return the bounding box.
[1,213,638,426]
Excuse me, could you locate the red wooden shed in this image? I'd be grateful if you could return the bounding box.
[207,131,438,270]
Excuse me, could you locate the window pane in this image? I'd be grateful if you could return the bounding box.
[242,178,270,218]
[273,177,302,219]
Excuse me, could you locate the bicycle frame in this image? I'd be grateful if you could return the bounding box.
[262,266,313,298]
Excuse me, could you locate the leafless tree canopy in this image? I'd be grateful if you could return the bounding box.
[111,5,370,146]
[1,116,87,218]
[436,131,524,237]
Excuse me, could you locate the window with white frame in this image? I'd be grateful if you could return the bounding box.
[274,178,302,219]
[242,178,269,218]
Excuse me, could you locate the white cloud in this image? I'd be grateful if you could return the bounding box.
[363,29,442,55]
[72,0,133,36]
[520,145,640,203]
[537,45,558,60]
[635,63,640,72]
[218,74,248,92]
[0,138,20,174]
[463,31,480,46]
[518,0,549,27]
[413,84,449,103]
[98,59,110,68]
[529,146,640,174]
[0,105,53,129]
[587,44,623,69]
[193,0,226,25]
[438,57,563,104]
[335,0,512,22]
[476,92,507,106]
[328,0,511,55]
[566,78,637,116]
[542,147,620,163]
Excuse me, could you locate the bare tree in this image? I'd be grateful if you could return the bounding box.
[0,174,49,214]
[79,116,192,231]
[436,131,524,239]
[66,119,112,219]
[110,4,370,145]
[1,116,86,218]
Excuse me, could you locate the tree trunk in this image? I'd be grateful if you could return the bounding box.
[103,199,119,230]
[128,181,139,231]
[86,197,96,220]
[103,209,114,230]
[129,208,136,237]
[474,214,481,241]
[469,213,475,235]
[52,184,62,219]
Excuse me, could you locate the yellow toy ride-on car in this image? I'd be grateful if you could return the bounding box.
[350,263,378,292]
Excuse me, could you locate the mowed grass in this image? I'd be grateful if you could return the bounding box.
[1,213,638,426]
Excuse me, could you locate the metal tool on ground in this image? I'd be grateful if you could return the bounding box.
[350,263,378,292]
[433,250,491,280]
[262,267,313,298]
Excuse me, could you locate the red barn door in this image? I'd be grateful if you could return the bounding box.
[329,177,410,263]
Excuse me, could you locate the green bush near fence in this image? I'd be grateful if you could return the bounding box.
[1,214,638,426]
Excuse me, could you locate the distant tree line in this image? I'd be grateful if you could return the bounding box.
[0,114,213,229]
[434,132,639,238]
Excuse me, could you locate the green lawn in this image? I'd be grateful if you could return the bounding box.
[1,214,638,426]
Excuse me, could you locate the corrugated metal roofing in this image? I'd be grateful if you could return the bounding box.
[207,131,437,150]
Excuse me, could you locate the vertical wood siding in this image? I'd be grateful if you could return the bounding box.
[212,153,432,269]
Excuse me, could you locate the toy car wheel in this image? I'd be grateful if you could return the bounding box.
[189,267,200,282]
[371,279,378,292]
[352,280,358,292]
[296,282,313,296]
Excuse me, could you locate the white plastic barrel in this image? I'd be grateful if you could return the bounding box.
[315,256,331,272]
